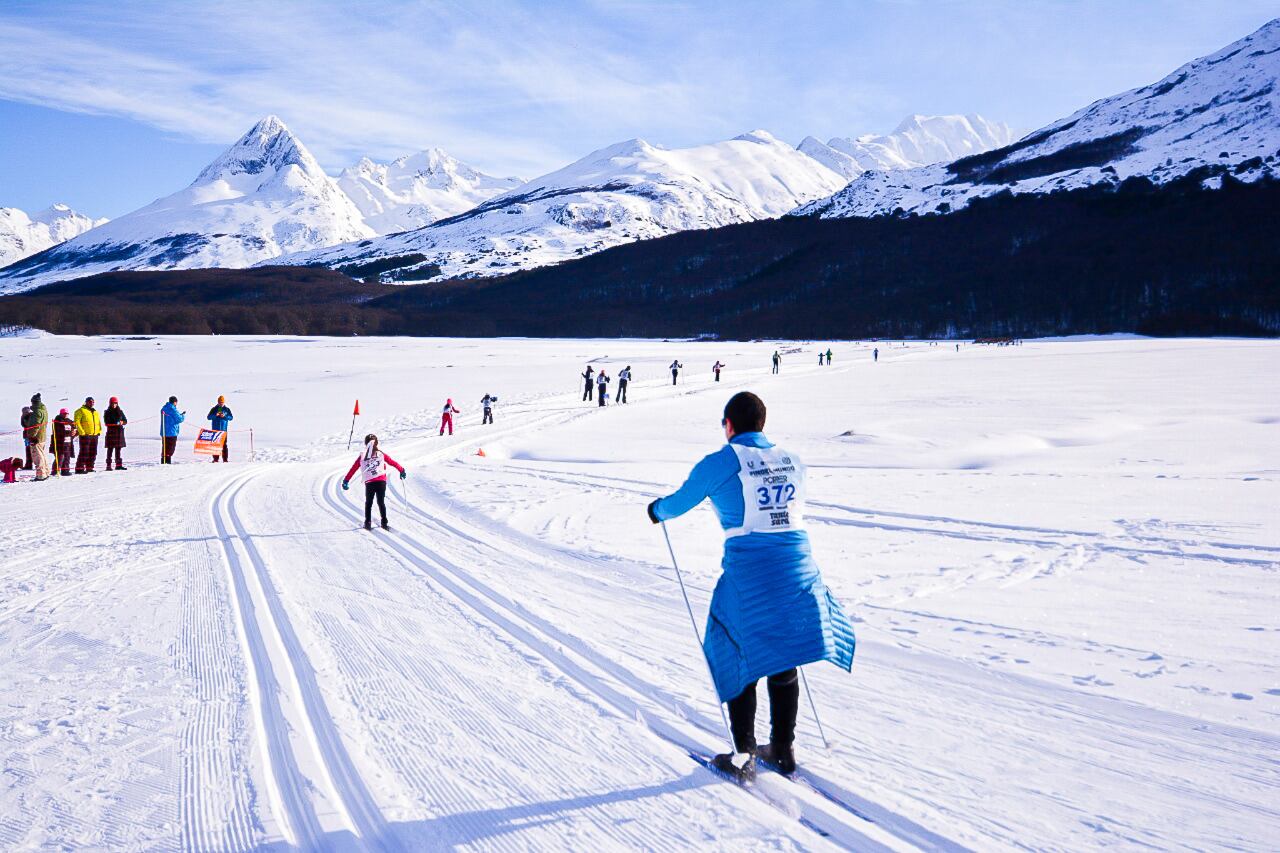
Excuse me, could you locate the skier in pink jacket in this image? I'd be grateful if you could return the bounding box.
[342,434,406,530]
[439,399,460,436]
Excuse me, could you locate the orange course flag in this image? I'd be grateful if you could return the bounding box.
[353,400,360,416]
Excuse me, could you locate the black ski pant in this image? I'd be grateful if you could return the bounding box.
[598,391,606,407]
[714,370,721,382]
[162,436,177,463]
[726,668,799,753]
[483,408,493,424]
[583,381,593,401]
[618,381,627,403]
[364,480,388,524]
[672,370,678,385]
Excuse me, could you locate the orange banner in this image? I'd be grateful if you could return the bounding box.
[193,428,227,456]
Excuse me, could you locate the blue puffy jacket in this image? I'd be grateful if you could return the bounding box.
[207,405,233,431]
[653,432,855,701]
[161,402,185,437]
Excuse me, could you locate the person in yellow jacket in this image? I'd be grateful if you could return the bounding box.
[73,397,103,474]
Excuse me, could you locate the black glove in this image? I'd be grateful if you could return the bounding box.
[400,471,407,480]
[647,499,661,524]
[341,480,349,491]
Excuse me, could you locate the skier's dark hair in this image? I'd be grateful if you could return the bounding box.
[168,396,178,403]
[723,392,766,434]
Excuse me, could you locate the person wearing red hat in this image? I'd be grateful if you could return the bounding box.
[104,397,128,470]
[439,398,460,436]
[50,408,76,476]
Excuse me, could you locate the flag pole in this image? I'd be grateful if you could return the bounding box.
[346,399,359,450]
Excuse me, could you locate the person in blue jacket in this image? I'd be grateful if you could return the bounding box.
[647,391,855,781]
[206,395,234,462]
[160,396,185,464]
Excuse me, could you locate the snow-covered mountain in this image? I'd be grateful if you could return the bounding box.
[798,19,1280,218]
[798,114,1016,180]
[271,130,848,282]
[0,204,107,268]
[337,149,522,235]
[0,116,373,292]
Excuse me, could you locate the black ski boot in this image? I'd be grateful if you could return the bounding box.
[756,742,796,775]
[711,752,756,785]
[381,519,390,530]
[363,520,372,530]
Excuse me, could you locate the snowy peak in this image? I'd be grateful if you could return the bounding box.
[195,115,325,187]
[336,147,522,234]
[271,129,848,282]
[806,114,1017,179]
[0,203,107,268]
[799,19,1280,219]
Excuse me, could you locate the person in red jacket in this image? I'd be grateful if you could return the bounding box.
[439,399,460,436]
[1,456,23,483]
[342,434,406,530]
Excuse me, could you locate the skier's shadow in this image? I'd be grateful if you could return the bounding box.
[252,771,716,850]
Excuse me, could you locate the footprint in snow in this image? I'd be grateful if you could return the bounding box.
[1231,692,1254,700]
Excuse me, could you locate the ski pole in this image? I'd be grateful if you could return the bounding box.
[799,668,831,749]
[661,520,734,749]
[400,477,409,510]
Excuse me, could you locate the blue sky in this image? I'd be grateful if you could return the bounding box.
[1,0,1276,218]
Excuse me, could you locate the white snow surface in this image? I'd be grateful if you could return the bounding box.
[798,114,1016,180]
[0,117,374,293]
[0,204,107,268]
[798,19,1280,218]
[337,149,523,236]
[1,334,1277,850]
[268,131,848,282]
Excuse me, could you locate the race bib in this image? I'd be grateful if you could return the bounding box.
[362,454,386,481]
[725,443,806,538]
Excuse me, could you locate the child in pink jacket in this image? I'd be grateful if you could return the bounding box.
[342,434,406,530]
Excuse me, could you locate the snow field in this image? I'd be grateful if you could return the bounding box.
[0,335,1276,850]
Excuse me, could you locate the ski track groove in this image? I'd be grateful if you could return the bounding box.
[320,473,920,851]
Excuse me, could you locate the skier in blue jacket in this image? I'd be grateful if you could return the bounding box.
[647,391,855,781]
[160,397,185,464]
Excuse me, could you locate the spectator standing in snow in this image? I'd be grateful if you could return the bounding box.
[50,408,76,477]
[207,396,234,462]
[670,360,682,385]
[771,351,781,374]
[160,397,185,464]
[19,406,34,469]
[342,434,406,531]
[481,394,497,425]
[582,366,595,402]
[873,347,879,363]
[73,397,102,473]
[104,397,127,470]
[826,348,833,365]
[618,366,631,404]
[597,369,610,407]
[646,391,855,781]
[713,360,725,382]
[27,394,50,481]
[439,399,460,435]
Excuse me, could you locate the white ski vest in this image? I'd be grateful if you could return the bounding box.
[361,451,388,483]
[723,443,807,539]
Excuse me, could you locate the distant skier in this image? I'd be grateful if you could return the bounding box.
[956,343,960,352]
[597,369,610,407]
[646,391,855,782]
[439,399,460,435]
[342,434,406,531]
[817,351,823,366]
[670,360,682,386]
[481,394,497,425]
[873,347,879,363]
[713,360,725,382]
[582,366,595,402]
[618,366,631,404]
[825,348,833,365]
[771,351,780,374]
